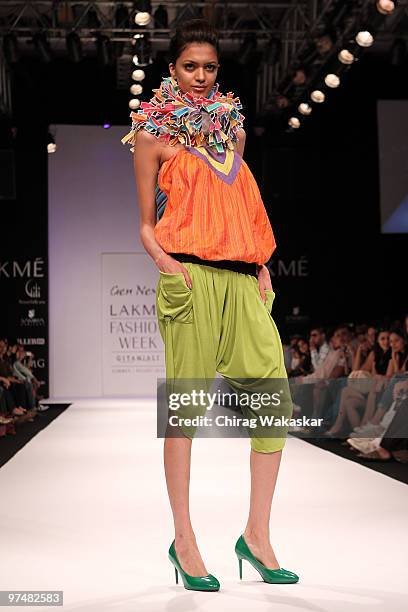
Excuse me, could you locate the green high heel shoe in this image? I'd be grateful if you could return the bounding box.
[235,535,299,584]
[168,540,220,591]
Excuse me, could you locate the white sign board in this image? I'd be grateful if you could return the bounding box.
[102,252,165,396]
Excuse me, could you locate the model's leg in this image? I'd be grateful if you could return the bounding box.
[164,437,210,575]
[157,264,220,577]
[218,273,290,568]
[242,448,282,568]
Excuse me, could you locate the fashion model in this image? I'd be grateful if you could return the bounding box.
[122,18,299,591]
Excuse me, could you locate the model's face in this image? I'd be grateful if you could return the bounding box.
[169,43,219,98]
[377,332,390,351]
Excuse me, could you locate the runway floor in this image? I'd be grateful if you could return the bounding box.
[1,398,407,611]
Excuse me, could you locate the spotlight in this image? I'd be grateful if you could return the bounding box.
[154,4,168,29]
[288,117,300,129]
[356,31,374,47]
[311,90,325,103]
[132,34,152,66]
[96,33,113,66]
[376,0,395,14]
[135,12,151,26]
[338,49,355,64]
[298,103,312,115]
[132,69,145,81]
[66,32,82,63]
[129,99,141,110]
[324,74,340,88]
[33,32,52,63]
[3,33,19,63]
[103,123,111,129]
[47,132,56,153]
[130,83,143,95]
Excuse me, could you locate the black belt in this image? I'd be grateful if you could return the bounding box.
[167,252,258,278]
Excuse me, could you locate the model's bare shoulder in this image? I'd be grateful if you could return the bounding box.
[133,128,162,164]
[134,128,160,148]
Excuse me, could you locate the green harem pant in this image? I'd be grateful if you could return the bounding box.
[156,262,293,453]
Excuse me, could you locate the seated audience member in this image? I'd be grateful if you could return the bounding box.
[348,380,408,461]
[299,326,353,383]
[358,329,392,375]
[12,344,38,409]
[352,324,374,371]
[309,327,330,371]
[343,328,408,438]
[288,338,313,377]
[290,327,354,425]
[0,339,28,413]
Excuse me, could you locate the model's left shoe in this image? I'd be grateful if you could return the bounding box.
[235,535,299,584]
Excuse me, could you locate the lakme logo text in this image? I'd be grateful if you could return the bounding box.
[0,257,45,278]
[109,283,159,358]
[20,309,45,327]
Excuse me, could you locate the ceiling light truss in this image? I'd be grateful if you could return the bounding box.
[256,0,408,114]
[0,1,308,42]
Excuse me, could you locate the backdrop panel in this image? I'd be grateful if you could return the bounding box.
[48,125,159,398]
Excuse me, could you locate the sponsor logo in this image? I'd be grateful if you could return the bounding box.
[0,257,45,278]
[20,309,45,327]
[25,279,41,298]
[17,338,45,345]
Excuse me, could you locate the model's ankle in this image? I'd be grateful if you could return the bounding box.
[175,530,196,543]
[243,527,270,542]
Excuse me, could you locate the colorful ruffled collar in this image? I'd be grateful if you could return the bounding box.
[121,75,245,154]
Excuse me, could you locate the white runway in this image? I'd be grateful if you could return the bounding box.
[0,398,407,611]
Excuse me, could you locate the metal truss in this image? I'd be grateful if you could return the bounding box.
[0,1,311,42]
[256,0,408,115]
[0,1,407,119]
[0,49,12,116]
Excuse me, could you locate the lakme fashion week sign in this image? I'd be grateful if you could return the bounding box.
[102,253,164,396]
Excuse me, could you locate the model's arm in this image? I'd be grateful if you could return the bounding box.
[133,129,193,285]
[133,129,166,266]
[236,128,246,158]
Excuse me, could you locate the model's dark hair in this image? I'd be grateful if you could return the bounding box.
[168,18,220,64]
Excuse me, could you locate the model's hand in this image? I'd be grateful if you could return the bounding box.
[257,264,273,304]
[156,253,192,289]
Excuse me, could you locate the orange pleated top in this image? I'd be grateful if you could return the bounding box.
[155,145,276,266]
